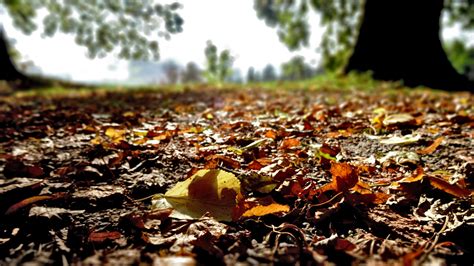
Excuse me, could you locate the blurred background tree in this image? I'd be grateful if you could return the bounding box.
[254,0,474,90]
[161,59,181,84]
[181,62,203,84]
[262,64,277,81]
[445,39,474,79]
[204,41,234,83]
[0,0,183,87]
[281,56,315,81]
[246,67,258,83]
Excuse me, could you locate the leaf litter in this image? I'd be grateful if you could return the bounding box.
[0,87,473,265]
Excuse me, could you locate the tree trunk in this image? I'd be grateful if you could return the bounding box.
[0,27,44,89]
[0,28,26,80]
[345,0,473,91]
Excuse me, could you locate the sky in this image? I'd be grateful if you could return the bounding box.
[1,1,472,83]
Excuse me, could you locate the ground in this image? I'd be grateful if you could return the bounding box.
[0,82,473,265]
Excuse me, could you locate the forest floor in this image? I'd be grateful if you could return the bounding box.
[0,83,473,265]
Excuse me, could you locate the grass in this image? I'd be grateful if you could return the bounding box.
[6,72,451,99]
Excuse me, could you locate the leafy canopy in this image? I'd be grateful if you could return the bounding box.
[1,0,184,60]
[204,41,234,83]
[254,0,474,71]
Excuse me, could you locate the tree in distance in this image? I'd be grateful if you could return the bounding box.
[182,62,203,83]
[262,64,277,82]
[204,41,234,84]
[0,0,183,87]
[281,56,315,81]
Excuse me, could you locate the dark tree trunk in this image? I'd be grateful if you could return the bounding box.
[0,27,45,89]
[0,28,26,81]
[345,0,473,91]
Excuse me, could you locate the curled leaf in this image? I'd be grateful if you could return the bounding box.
[417,137,444,155]
[428,176,471,198]
[320,162,358,193]
[383,113,415,126]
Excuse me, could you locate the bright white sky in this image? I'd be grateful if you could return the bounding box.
[1,1,471,83]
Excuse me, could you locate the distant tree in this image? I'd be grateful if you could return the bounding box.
[1,1,183,87]
[262,64,277,81]
[254,0,474,90]
[281,56,315,81]
[204,41,234,83]
[181,62,202,83]
[246,67,257,83]
[161,60,181,84]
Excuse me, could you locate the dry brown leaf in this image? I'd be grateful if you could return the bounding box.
[5,193,65,215]
[417,136,444,155]
[428,176,471,198]
[233,196,290,220]
[88,231,123,243]
[320,162,358,193]
[398,166,424,184]
[279,138,301,150]
[351,181,372,194]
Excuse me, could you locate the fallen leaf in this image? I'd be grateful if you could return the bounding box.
[279,138,301,150]
[320,162,358,193]
[233,196,290,220]
[241,203,290,218]
[379,134,421,145]
[383,113,415,126]
[417,137,444,155]
[105,127,126,142]
[152,169,241,221]
[5,193,65,215]
[428,176,471,198]
[379,151,420,166]
[398,166,424,183]
[88,231,123,243]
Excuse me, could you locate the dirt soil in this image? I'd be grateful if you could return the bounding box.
[0,87,473,265]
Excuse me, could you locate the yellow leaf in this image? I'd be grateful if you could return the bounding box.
[242,203,290,217]
[105,127,126,142]
[152,169,241,221]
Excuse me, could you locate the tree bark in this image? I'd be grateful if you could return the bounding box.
[0,27,26,80]
[345,0,473,91]
[0,27,45,89]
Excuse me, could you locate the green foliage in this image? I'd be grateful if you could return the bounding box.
[254,0,362,71]
[1,0,184,60]
[204,41,234,83]
[444,0,474,30]
[281,56,315,81]
[444,39,474,75]
[254,0,474,72]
